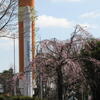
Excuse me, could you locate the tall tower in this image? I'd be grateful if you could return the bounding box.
[18,0,35,96]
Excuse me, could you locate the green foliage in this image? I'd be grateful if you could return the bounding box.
[80,39,100,99]
[0,96,5,100]
[80,39,100,79]
[0,96,46,100]
[34,97,41,100]
[81,39,100,60]
[19,96,33,100]
[0,68,14,95]
[12,96,20,100]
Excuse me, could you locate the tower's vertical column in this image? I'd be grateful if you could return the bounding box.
[18,0,35,74]
[18,0,35,96]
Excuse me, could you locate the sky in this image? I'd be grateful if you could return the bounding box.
[0,0,100,72]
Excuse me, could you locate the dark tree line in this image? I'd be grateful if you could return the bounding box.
[0,68,14,95]
[80,39,100,100]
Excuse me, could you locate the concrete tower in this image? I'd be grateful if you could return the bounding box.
[18,0,35,96]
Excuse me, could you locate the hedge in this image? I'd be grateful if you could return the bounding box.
[0,96,5,100]
[0,96,44,100]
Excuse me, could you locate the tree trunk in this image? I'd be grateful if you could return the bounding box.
[56,66,63,100]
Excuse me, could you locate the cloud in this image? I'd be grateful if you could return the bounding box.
[36,15,98,30]
[36,15,72,28]
[50,0,81,2]
[80,11,100,18]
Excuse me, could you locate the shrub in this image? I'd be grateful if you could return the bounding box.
[20,96,33,100]
[11,96,20,100]
[0,96,46,100]
[0,96,5,100]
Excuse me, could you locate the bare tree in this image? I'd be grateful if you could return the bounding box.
[0,0,17,36]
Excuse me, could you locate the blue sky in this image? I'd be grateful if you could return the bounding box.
[36,0,100,39]
[0,0,100,72]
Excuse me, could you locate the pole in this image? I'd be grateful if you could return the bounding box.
[13,34,16,96]
[13,34,16,74]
